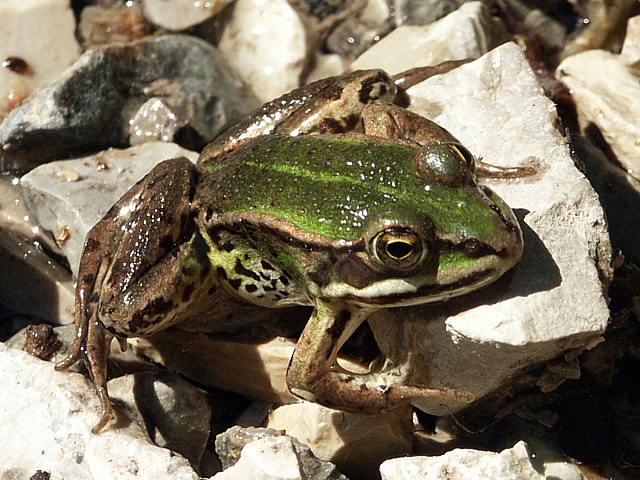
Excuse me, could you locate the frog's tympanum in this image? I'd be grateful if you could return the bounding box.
[56,67,527,432]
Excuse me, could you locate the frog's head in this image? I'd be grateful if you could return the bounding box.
[315,139,524,307]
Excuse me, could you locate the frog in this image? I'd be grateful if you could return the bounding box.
[55,64,529,433]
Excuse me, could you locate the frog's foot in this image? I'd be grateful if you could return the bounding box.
[287,301,474,414]
[55,304,114,433]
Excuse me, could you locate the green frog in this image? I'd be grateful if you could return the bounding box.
[56,66,528,433]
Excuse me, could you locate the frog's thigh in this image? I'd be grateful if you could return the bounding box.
[98,231,214,337]
[86,157,207,337]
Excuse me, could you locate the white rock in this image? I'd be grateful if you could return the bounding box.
[351,1,508,73]
[217,0,308,102]
[0,177,74,324]
[20,142,199,275]
[362,41,611,416]
[267,402,412,480]
[143,0,233,31]
[128,98,186,145]
[557,49,640,180]
[0,342,199,480]
[0,0,81,119]
[379,441,584,480]
[214,435,346,480]
[305,53,347,83]
[621,15,640,71]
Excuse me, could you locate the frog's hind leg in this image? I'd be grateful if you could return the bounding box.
[55,157,201,432]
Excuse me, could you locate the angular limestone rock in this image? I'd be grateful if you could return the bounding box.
[0,177,73,324]
[362,41,611,416]
[0,343,199,480]
[557,28,640,181]
[108,372,212,467]
[379,441,584,480]
[266,402,413,480]
[215,426,347,480]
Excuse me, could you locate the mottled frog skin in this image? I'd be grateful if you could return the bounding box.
[56,65,527,432]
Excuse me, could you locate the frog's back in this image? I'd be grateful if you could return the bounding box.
[199,134,422,241]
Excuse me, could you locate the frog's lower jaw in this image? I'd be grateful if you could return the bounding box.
[286,300,474,414]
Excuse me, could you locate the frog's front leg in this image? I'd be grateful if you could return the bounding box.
[287,300,473,414]
[55,157,210,432]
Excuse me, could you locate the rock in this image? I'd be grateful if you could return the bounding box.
[324,0,392,60]
[351,1,508,73]
[0,34,259,170]
[557,48,640,181]
[0,176,74,324]
[266,402,413,480]
[288,0,366,33]
[571,133,640,264]
[20,142,199,274]
[621,15,640,72]
[78,2,153,47]
[215,426,348,480]
[391,0,459,25]
[131,324,368,407]
[379,441,585,480]
[133,333,300,405]
[215,426,287,469]
[0,0,81,120]
[108,371,212,467]
[560,0,637,60]
[143,0,234,31]
[0,342,200,480]
[128,98,186,146]
[217,0,309,103]
[305,54,347,83]
[359,41,611,416]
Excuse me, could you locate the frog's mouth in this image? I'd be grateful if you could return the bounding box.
[319,247,519,308]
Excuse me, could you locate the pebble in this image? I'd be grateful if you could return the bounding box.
[352,1,509,73]
[0,0,81,120]
[143,0,234,31]
[217,0,309,102]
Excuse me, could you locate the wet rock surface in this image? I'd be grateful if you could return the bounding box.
[1,2,640,479]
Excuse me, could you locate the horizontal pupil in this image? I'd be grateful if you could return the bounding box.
[386,241,413,259]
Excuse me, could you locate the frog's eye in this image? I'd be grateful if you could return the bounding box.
[413,142,476,187]
[371,227,426,271]
[448,143,475,173]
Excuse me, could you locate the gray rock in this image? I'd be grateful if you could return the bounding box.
[20,142,199,274]
[108,371,212,468]
[0,34,259,171]
[0,177,74,324]
[391,0,460,26]
[215,426,348,480]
